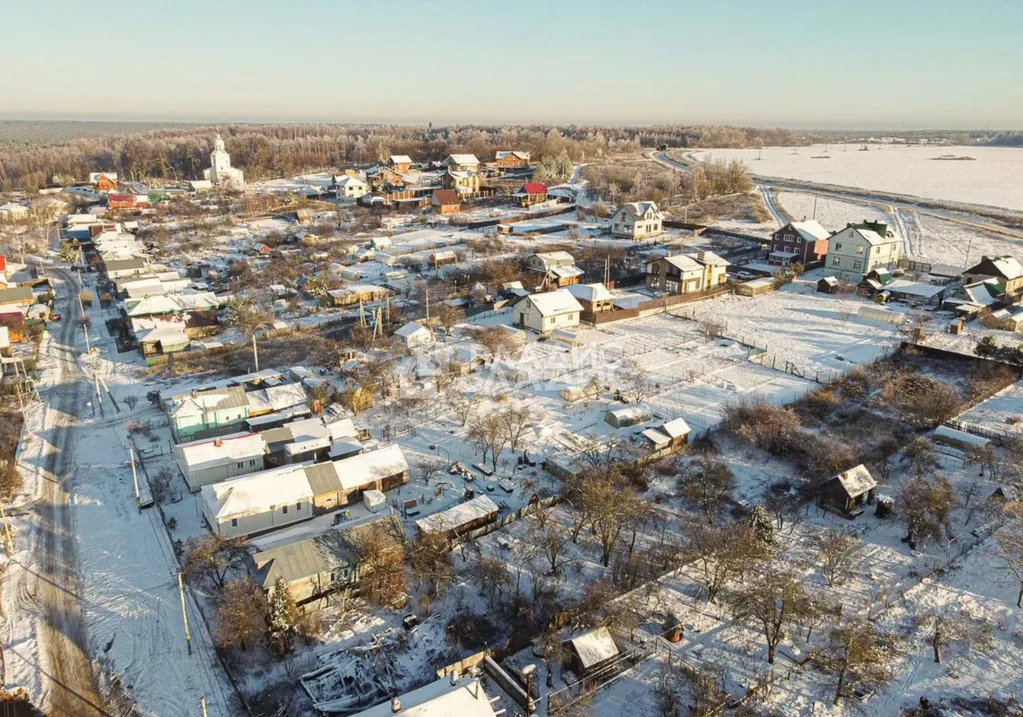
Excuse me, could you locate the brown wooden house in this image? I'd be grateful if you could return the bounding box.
[431,189,460,215]
[819,464,877,515]
[493,150,531,169]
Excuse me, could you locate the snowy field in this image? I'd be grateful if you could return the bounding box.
[777,191,890,232]
[689,145,1023,211]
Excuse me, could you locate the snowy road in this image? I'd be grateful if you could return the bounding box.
[28,265,111,715]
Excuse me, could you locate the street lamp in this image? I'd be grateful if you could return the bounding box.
[521,664,536,716]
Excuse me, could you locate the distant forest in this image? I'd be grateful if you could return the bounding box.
[0,121,1019,191]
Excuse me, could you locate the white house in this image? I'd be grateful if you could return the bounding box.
[175,432,267,491]
[826,221,901,279]
[202,464,314,538]
[336,175,369,199]
[394,321,433,349]
[611,201,664,240]
[645,251,729,294]
[203,134,245,189]
[514,289,583,334]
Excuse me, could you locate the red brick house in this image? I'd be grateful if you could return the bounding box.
[768,220,830,265]
[431,189,460,215]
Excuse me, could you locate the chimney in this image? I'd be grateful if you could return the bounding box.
[391,698,402,714]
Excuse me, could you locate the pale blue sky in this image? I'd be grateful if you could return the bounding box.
[2,0,1020,128]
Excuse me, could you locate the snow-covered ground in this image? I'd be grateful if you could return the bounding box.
[777,191,891,233]
[689,145,1023,211]
[954,380,1023,441]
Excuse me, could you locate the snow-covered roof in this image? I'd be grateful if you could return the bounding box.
[524,289,584,317]
[350,676,498,717]
[168,385,248,417]
[531,251,575,267]
[788,220,831,242]
[566,283,614,303]
[331,444,408,492]
[202,464,313,521]
[395,322,432,339]
[247,383,308,414]
[883,279,946,299]
[495,150,530,160]
[389,155,413,165]
[566,626,619,670]
[933,425,991,448]
[970,255,1023,281]
[126,291,219,317]
[642,428,672,447]
[619,201,662,219]
[336,175,367,187]
[962,279,1002,307]
[177,432,265,471]
[446,153,480,166]
[605,406,652,425]
[550,265,585,280]
[660,417,691,439]
[660,254,703,273]
[416,495,499,535]
[829,464,876,497]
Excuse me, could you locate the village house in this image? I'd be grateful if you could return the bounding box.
[610,201,664,240]
[335,175,369,199]
[165,385,251,442]
[175,432,267,491]
[104,257,148,279]
[415,494,500,539]
[260,416,363,467]
[963,255,1023,295]
[513,182,547,207]
[493,150,531,169]
[89,172,119,191]
[394,321,433,349]
[387,155,414,172]
[768,220,830,265]
[304,445,409,514]
[430,189,460,215]
[324,284,389,307]
[350,675,500,717]
[0,286,35,310]
[245,382,309,418]
[566,282,615,314]
[132,317,190,358]
[826,221,901,280]
[443,168,481,196]
[640,417,691,455]
[525,251,584,288]
[444,154,480,172]
[514,289,584,334]
[818,464,877,516]
[253,516,402,608]
[645,251,730,294]
[367,166,405,191]
[431,250,457,269]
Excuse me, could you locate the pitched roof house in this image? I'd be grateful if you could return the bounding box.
[513,289,584,334]
[826,221,901,280]
[769,220,830,265]
[964,255,1023,295]
[819,464,877,515]
[165,385,250,442]
[175,432,267,491]
[387,155,414,172]
[493,150,531,168]
[444,154,480,171]
[430,189,461,215]
[611,201,664,240]
[646,251,729,294]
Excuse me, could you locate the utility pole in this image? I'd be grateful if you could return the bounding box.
[251,334,259,372]
[178,571,192,655]
[813,195,818,221]
[129,445,141,512]
[424,287,430,322]
[200,697,208,717]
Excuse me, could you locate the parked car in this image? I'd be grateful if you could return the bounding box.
[735,271,756,281]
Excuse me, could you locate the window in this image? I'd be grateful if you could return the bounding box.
[857,246,864,254]
[835,243,843,251]
[296,502,302,510]
[231,518,238,527]
[832,257,841,266]
[282,505,288,514]
[853,260,863,270]
[237,462,244,468]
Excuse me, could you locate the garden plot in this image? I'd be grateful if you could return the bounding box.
[953,380,1023,441]
[683,279,905,382]
[916,213,1023,265]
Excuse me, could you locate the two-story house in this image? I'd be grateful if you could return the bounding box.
[387,155,413,173]
[610,201,664,240]
[768,220,830,265]
[526,251,584,287]
[963,255,1023,295]
[493,150,531,169]
[444,154,480,172]
[826,221,901,280]
[165,385,251,442]
[645,251,730,294]
[443,168,481,196]
[514,289,584,334]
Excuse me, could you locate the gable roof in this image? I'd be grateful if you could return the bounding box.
[388,154,413,165]
[395,321,432,339]
[525,289,584,317]
[566,627,619,670]
[786,220,831,242]
[522,182,547,195]
[967,255,1023,281]
[531,251,575,267]
[566,282,614,303]
[169,385,248,417]
[202,464,313,521]
[446,153,480,166]
[177,432,265,471]
[495,150,530,160]
[827,464,877,497]
[415,495,499,535]
[619,201,661,218]
[431,189,460,206]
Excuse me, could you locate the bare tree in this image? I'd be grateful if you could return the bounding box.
[898,475,959,547]
[728,569,813,664]
[685,523,770,603]
[916,606,993,664]
[214,578,268,651]
[471,555,510,606]
[182,533,248,592]
[994,501,1023,608]
[616,358,655,403]
[678,455,735,525]
[817,620,897,706]
[530,510,572,577]
[499,405,535,454]
[410,532,453,597]
[809,529,862,587]
[468,411,508,471]
[445,393,475,426]
[415,459,446,486]
[352,520,406,606]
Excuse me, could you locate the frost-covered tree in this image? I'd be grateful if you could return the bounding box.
[268,576,300,655]
[748,505,775,545]
[818,621,897,706]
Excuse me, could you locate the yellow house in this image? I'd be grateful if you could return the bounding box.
[443,168,481,196]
